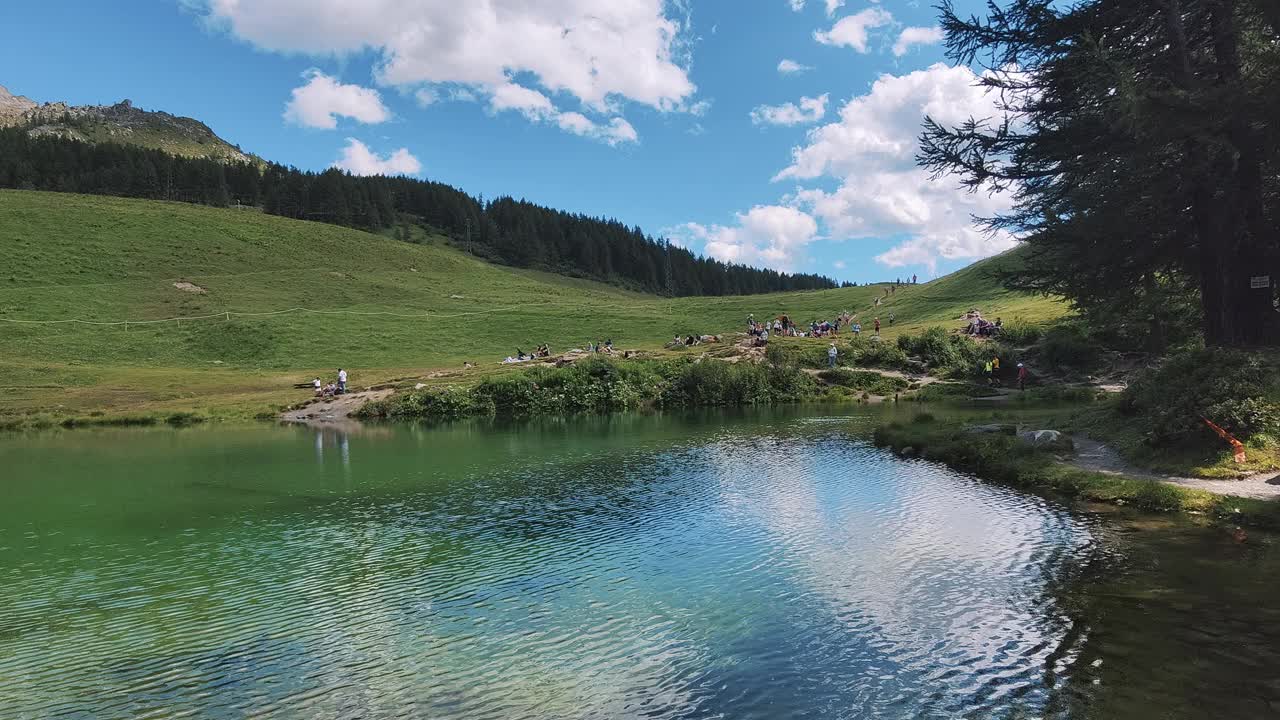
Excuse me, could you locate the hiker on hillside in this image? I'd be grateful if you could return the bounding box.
[874,317,881,335]
[983,360,994,385]
[313,377,323,396]
[828,343,838,368]
[337,368,348,394]
[991,356,1002,387]
[888,312,895,326]
[1017,363,1029,391]
[912,274,918,284]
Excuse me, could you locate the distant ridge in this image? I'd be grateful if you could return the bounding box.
[0,83,257,164]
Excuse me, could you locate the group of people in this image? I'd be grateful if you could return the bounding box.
[965,310,1004,337]
[983,355,1031,389]
[669,334,720,347]
[506,344,553,363]
[312,368,349,397]
[746,309,895,342]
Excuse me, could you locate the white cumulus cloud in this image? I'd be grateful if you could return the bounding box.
[893,26,945,57]
[750,94,829,126]
[814,7,895,53]
[788,0,846,13]
[777,58,813,74]
[283,70,390,129]
[777,63,1017,271]
[487,82,637,145]
[489,82,557,120]
[334,138,422,176]
[663,206,820,269]
[198,0,700,143]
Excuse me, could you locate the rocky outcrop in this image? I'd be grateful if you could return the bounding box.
[0,84,38,125]
[0,84,255,164]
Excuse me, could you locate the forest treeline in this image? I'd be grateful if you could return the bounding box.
[0,125,837,296]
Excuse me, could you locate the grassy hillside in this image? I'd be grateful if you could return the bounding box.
[0,190,1067,420]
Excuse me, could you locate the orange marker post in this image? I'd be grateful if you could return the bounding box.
[1202,417,1247,464]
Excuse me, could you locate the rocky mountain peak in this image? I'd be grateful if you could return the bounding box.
[0,84,39,123]
[0,82,257,164]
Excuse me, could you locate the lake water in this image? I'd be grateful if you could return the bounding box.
[2,408,1278,719]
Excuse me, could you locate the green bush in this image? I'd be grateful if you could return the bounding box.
[1039,324,1103,370]
[765,342,830,370]
[817,368,909,395]
[913,382,1000,401]
[896,327,994,378]
[998,320,1042,346]
[1121,348,1280,446]
[362,356,820,420]
[846,336,911,370]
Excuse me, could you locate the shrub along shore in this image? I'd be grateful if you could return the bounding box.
[355,355,824,421]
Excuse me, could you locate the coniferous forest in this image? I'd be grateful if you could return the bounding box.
[0,125,836,296]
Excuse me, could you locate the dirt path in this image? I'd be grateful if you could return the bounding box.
[281,389,392,425]
[804,365,939,385]
[1069,437,1280,500]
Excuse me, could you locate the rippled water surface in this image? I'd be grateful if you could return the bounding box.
[2,408,1278,719]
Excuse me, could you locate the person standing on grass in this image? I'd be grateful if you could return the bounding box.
[828,343,838,368]
[1018,363,1029,391]
[874,317,881,335]
[888,312,895,326]
[337,368,348,394]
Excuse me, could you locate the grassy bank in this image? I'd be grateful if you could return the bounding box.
[0,190,1068,423]
[873,416,1280,529]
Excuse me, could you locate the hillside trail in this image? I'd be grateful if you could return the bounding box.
[1069,437,1280,500]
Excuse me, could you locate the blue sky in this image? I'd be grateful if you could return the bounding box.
[0,0,1015,283]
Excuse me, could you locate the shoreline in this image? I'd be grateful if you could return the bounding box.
[873,418,1280,530]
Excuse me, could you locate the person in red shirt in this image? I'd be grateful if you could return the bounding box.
[1017,363,1029,391]
[874,317,881,335]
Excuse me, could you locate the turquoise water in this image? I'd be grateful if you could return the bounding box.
[1,408,1277,718]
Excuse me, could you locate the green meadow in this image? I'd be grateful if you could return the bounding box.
[0,190,1067,420]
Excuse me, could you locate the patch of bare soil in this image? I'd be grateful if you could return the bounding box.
[172,281,206,293]
[281,389,393,425]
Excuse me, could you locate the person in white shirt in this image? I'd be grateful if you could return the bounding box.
[827,343,838,368]
[313,377,322,396]
[337,368,348,394]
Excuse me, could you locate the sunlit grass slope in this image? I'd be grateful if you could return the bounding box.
[0,190,1067,418]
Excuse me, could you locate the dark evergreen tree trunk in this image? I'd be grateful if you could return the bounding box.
[1198,0,1279,345]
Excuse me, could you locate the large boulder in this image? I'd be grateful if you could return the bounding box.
[1017,429,1073,450]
